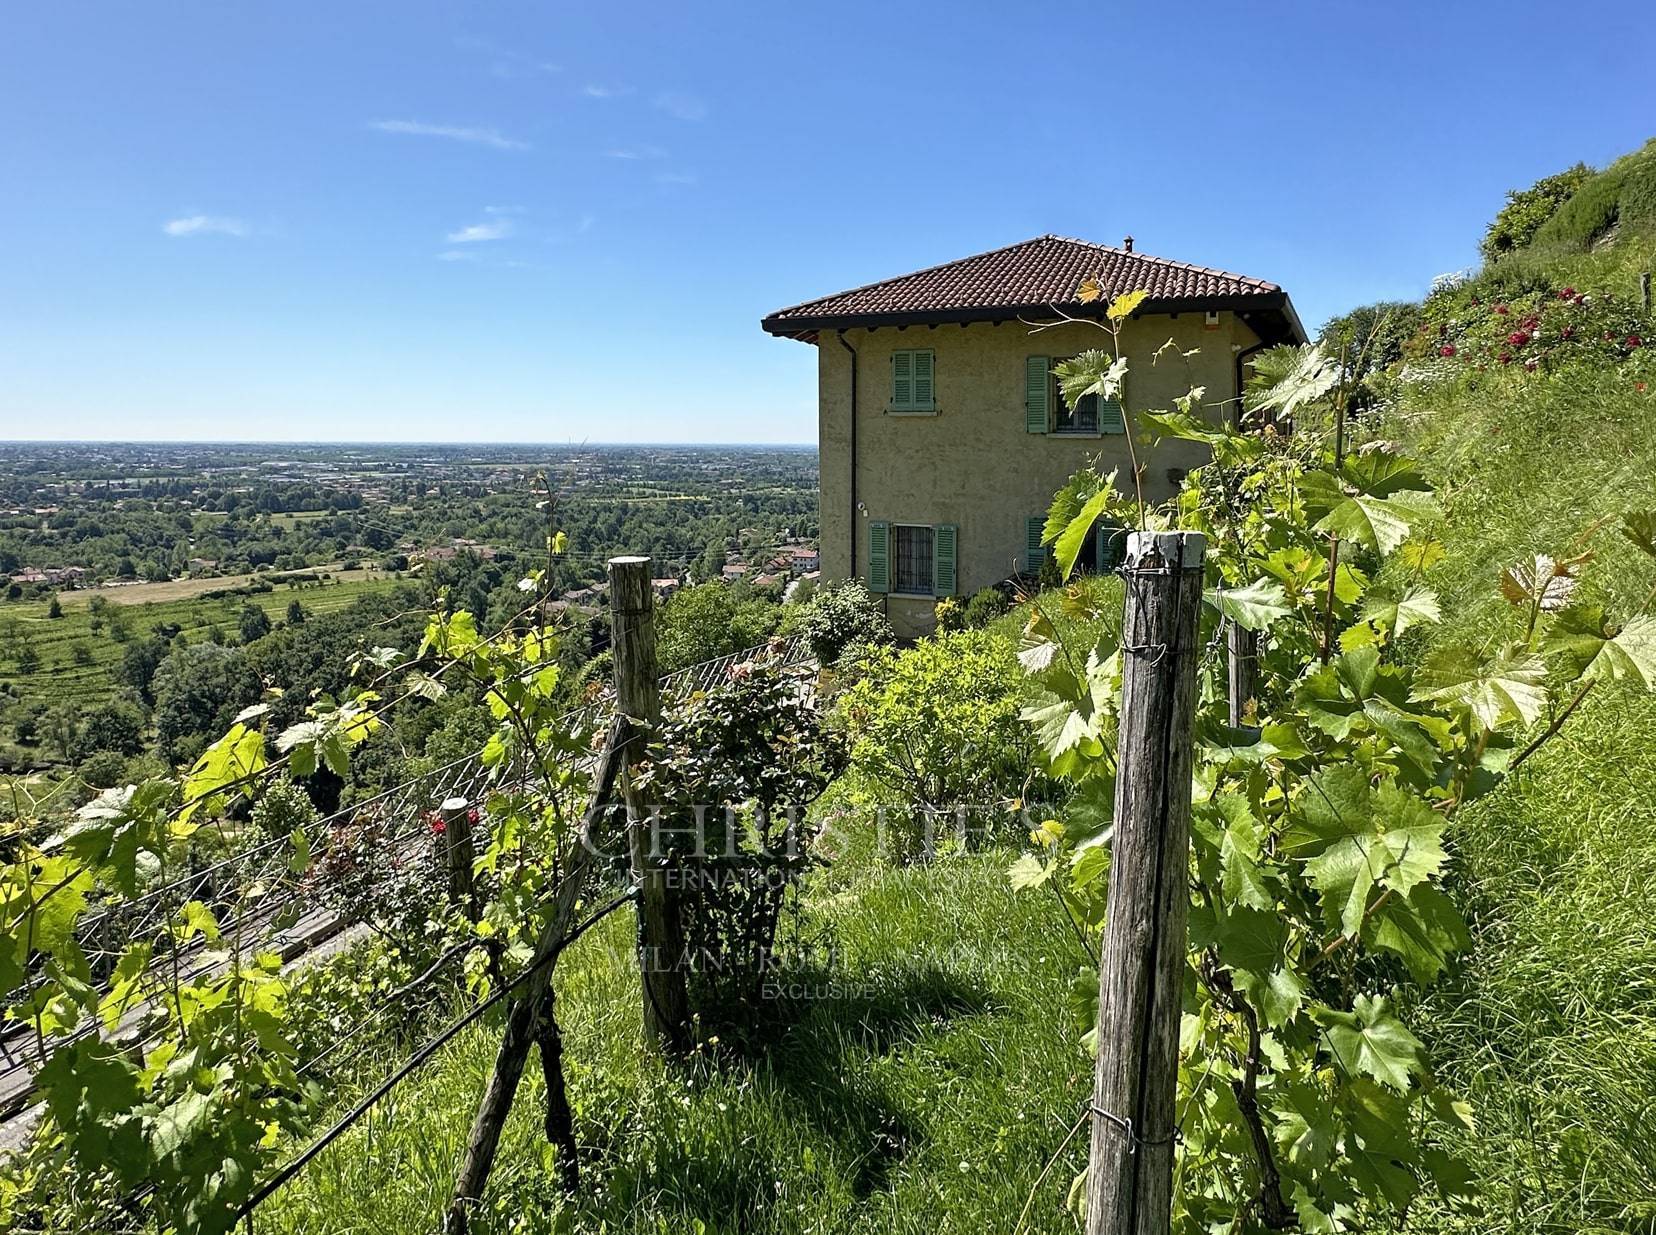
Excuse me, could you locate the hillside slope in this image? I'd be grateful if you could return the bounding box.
[1369,145,1656,1233]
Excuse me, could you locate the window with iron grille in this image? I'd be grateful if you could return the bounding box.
[893,524,934,595]
[1052,366,1100,434]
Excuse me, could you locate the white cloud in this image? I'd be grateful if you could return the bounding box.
[437,250,474,262]
[654,91,708,121]
[446,218,513,243]
[605,144,666,160]
[163,215,249,238]
[455,36,561,78]
[581,84,631,100]
[369,120,529,151]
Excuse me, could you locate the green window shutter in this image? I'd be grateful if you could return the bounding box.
[868,520,890,593]
[1025,356,1050,434]
[1097,518,1128,571]
[1098,398,1127,434]
[933,523,957,596]
[891,352,913,409]
[1025,516,1047,572]
[912,350,934,410]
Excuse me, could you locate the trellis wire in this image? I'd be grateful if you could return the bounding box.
[2,631,817,1124]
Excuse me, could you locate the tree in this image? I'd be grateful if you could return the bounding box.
[151,643,262,763]
[46,596,63,619]
[238,604,272,644]
[286,599,307,626]
[117,635,170,706]
[40,701,80,763]
[75,700,146,760]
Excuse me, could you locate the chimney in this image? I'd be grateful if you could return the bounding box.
[1122,235,1134,253]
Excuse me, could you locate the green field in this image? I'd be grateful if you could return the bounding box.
[0,574,407,713]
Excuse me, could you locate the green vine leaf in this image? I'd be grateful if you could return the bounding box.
[1361,586,1441,638]
[1316,995,1426,1093]
[1621,509,1656,559]
[1544,604,1656,688]
[1205,577,1292,631]
[1414,643,1549,730]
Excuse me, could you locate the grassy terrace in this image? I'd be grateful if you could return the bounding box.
[263,843,1087,1235]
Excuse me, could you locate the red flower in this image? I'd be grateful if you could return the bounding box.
[1560,326,1575,339]
[1559,287,1576,299]
[1637,381,1649,393]
[1494,303,1509,315]
[1507,330,1531,347]
[1498,351,1512,365]
[430,817,447,835]
[1439,344,1456,357]
[467,807,480,824]
[1628,335,1643,349]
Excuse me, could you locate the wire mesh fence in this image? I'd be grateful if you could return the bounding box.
[0,630,818,1126]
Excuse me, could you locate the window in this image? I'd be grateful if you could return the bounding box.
[1026,355,1127,434]
[869,520,957,597]
[890,350,935,412]
[1051,367,1100,435]
[894,524,934,594]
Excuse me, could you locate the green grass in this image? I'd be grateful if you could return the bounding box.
[260,845,1091,1235]
[1378,355,1656,1232]
[0,576,405,713]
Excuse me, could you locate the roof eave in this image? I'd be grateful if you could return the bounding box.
[761,290,1300,341]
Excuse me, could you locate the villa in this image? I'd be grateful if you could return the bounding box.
[762,234,1306,635]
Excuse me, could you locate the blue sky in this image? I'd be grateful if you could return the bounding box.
[2,2,1653,444]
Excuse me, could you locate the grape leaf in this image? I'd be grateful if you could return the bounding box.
[1499,553,1585,613]
[1316,995,1425,1092]
[1205,578,1292,631]
[1054,489,1113,580]
[1621,510,1656,559]
[1414,643,1548,730]
[1361,586,1440,638]
[1218,796,1273,910]
[1365,883,1470,983]
[1301,452,1438,554]
[1543,604,1656,688]
[1271,1080,1338,1168]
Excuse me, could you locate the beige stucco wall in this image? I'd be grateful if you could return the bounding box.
[816,313,1263,637]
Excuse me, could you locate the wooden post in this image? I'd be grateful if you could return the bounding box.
[1086,531,1205,1235]
[608,555,690,1052]
[1642,271,1652,314]
[447,719,627,1231]
[439,796,478,920]
[1226,622,1257,730]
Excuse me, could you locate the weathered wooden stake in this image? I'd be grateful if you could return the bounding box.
[1226,622,1257,730]
[439,796,478,920]
[608,555,690,1052]
[446,720,627,1232]
[1086,531,1206,1235]
[1642,270,1652,314]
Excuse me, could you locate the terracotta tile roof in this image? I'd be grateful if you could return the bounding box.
[761,234,1304,343]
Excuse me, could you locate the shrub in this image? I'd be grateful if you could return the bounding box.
[1408,279,1648,374]
[835,630,1032,862]
[797,580,893,666]
[654,582,782,674]
[640,655,844,1009]
[963,586,1013,629]
[1530,142,1656,251]
[75,749,128,791]
[251,776,320,840]
[933,596,964,632]
[1481,163,1592,260]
